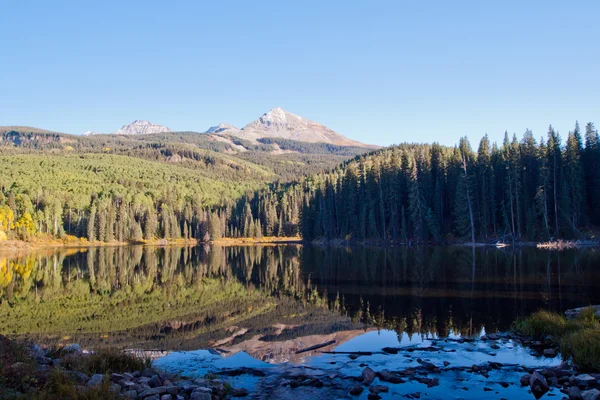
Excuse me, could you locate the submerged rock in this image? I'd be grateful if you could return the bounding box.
[349,384,364,395]
[369,385,389,394]
[377,369,405,384]
[362,367,376,385]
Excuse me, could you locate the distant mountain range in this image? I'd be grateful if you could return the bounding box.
[81,108,374,148]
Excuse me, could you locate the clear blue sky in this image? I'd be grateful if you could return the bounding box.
[1,0,598,147]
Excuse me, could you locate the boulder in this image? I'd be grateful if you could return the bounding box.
[149,374,163,388]
[568,386,582,399]
[530,371,550,399]
[369,385,389,394]
[576,375,598,388]
[87,374,105,387]
[122,390,138,400]
[190,392,211,400]
[377,369,405,384]
[349,384,364,395]
[362,367,376,385]
[582,389,600,400]
[416,358,436,371]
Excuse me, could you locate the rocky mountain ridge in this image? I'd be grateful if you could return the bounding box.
[210,107,370,147]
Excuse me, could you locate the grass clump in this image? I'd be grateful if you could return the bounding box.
[514,307,600,371]
[31,370,118,400]
[63,349,150,375]
[561,329,600,371]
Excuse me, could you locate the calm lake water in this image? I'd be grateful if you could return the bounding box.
[1,245,598,353]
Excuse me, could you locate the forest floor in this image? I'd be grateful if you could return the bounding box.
[211,237,302,246]
[0,236,201,253]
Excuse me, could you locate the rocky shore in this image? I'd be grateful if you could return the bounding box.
[2,329,600,399]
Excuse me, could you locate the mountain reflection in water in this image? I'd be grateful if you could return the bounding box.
[1,245,598,358]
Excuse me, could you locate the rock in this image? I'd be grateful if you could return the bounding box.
[544,348,558,357]
[362,367,376,385]
[139,386,179,398]
[367,393,382,400]
[110,373,127,383]
[582,389,600,400]
[521,373,532,386]
[109,383,121,394]
[500,382,510,388]
[427,378,439,388]
[149,374,163,388]
[377,369,405,384]
[192,387,213,394]
[349,354,359,360]
[349,384,364,395]
[490,343,501,350]
[382,347,399,354]
[416,358,436,371]
[161,395,172,400]
[530,371,550,399]
[62,344,82,354]
[35,354,52,365]
[488,333,500,340]
[190,392,211,400]
[443,361,450,367]
[123,390,138,400]
[232,388,249,397]
[68,371,89,384]
[576,375,598,388]
[369,385,389,394]
[87,374,105,387]
[182,384,199,393]
[565,305,600,320]
[142,368,156,378]
[568,386,582,399]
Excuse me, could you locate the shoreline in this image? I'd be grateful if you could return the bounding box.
[1,328,596,400]
[2,236,598,253]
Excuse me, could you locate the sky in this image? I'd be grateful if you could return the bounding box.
[1,0,598,147]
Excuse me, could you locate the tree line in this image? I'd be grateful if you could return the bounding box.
[300,122,600,243]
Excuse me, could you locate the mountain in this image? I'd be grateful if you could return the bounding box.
[212,107,373,148]
[81,120,172,136]
[113,120,172,135]
[205,123,239,134]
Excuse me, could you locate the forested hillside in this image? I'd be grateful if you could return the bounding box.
[221,122,600,244]
[299,122,600,243]
[0,127,367,242]
[1,122,599,244]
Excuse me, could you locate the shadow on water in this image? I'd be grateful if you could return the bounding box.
[0,245,599,352]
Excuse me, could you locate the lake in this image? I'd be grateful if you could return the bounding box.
[1,245,598,350]
[1,245,599,398]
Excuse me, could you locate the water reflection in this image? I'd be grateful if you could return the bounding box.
[0,245,598,351]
